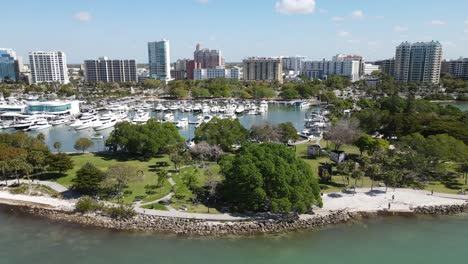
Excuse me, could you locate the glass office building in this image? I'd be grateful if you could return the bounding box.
[0,49,18,82]
[148,39,171,81]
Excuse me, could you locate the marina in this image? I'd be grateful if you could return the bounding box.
[0,96,329,152]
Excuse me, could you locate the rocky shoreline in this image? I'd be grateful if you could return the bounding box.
[1,202,467,236]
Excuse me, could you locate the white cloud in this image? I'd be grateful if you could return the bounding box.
[393,25,409,32]
[337,31,350,37]
[74,11,92,22]
[428,20,447,26]
[465,29,468,34]
[196,0,209,4]
[331,16,345,22]
[347,39,361,44]
[351,10,364,19]
[464,20,468,25]
[275,0,316,15]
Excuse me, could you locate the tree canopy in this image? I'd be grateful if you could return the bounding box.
[106,119,184,157]
[220,143,322,214]
[194,118,248,152]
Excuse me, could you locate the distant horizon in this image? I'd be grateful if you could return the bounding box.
[3,0,468,63]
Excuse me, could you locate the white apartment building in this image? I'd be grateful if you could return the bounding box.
[29,51,69,84]
[302,59,361,82]
[194,67,240,80]
[363,64,380,75]
[282,56,306,72]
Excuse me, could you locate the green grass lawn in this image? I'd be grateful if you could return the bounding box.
[51,153,173,204]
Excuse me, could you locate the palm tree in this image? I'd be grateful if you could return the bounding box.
[53,141,62,153]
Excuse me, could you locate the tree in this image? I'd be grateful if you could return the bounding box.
[249,122,280,143]
[170,152,184,172]
[47,153,74,175]
[458,163,468,187]
[72,162,105,195]
[74,138,94,153]
[106,120,184,157]
[326,119,362,150]
[189,141,224,165]
[102,164,143,202]
[220,143,322,214]
[355,135,374,156]
[36,133,45,142]
[182,169,199,191]
[53,141,62,152]
[156,169,169,189]
[194,118,248,152]
[277,122,300,144]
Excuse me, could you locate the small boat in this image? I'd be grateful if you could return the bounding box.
[293,101,311,109]
[91,134,104,140]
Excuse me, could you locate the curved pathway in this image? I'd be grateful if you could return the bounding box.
[2,180,468,222]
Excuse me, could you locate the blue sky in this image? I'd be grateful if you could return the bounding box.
[3,0,468,63]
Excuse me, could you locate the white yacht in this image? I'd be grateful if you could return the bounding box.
[154,103,165,112]
[193,103,202,113]
[235,104,245,114]
[293,101,311,109]
[74,117,99,130]
[27,119,52,131]
[50,117,70,126]
[211,105,220,113]
[162,113,174,123]
[12,116,38,130]
[175,118,189,128]
[132,111,150,124]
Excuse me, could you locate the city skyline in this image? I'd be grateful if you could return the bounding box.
[2,0,468,63]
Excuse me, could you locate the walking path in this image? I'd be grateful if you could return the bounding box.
[1,180,467,221]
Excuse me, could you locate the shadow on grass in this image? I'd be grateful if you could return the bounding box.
[36,172,64,181]
[94,152,156,162]
[441,175,463,190]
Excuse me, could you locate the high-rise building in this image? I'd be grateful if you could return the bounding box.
[374,59,396,76]
[333,54,365,76]
[148,39,171,81]
[243,57,283,83]
[446,58,468,80]
[186,60,200,80]
[394,41,443,84]
[29,51,69,84]
[84,57,137,83]
[194,67,240,80]
[0,48,19,82]
[194,44,224,69]
[282,56,306,72]
[301,58,361,82]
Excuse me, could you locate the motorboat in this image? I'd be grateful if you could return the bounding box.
[50,117,70,126]
[211,105,220,113]
[12,116,37,130]
[292,101,311,109]
[162,113,174,123]
[27,119,52,131]
[74,117,99,130]
[132,111,150,124]
[175,118,189,128]
[202,115,213,123]
[154,103,166,112]
[193,103,202,113]
[235,104,245,114]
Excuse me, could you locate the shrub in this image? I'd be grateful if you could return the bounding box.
[75,196,103,213]
[104,204,136,219]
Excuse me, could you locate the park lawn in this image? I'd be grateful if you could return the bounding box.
[55,153,173,204]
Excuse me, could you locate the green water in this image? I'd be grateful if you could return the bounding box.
[1,211,467,264]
